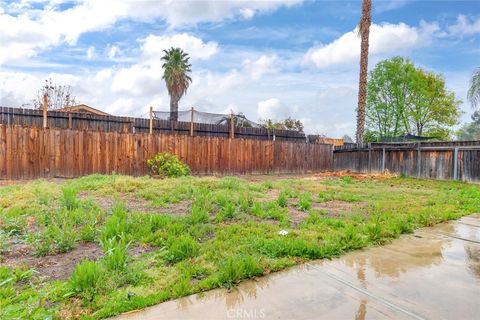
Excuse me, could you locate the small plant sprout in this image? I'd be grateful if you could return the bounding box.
[297,192,312,212]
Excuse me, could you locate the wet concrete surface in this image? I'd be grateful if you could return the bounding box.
[114,215,480,320]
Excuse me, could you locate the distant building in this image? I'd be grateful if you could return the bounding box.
[59,104,109,116]
[307,135,344,146]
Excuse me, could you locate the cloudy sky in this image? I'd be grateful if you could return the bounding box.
[1,0,479,137]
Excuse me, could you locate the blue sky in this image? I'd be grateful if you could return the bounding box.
[1,0,479,137]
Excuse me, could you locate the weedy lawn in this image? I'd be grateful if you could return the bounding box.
[1,173,479,319]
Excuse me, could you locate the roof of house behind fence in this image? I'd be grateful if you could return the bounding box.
[59,104,109,116]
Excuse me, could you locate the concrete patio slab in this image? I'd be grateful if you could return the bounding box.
[113,215,480,320]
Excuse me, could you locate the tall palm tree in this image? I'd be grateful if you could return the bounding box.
[355,0,372,144]
[161,47,192,121]
[468,68,480,108]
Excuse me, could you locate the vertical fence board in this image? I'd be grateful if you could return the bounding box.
[0,125,332,180]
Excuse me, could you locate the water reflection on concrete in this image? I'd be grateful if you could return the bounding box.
[114,215,480,320]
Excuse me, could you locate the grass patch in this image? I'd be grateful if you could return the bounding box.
[0,174,479,318]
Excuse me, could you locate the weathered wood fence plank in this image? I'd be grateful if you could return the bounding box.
[334,141,480,183]
[0,125,333,179]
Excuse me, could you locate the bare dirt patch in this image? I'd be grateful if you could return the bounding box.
[78,192,191,216]
[1,242,155,281]
[259,189,279,202]
[321,170,398,180]
[285,199,369,226]
[285,198,308,227]
[314,200,369,218]
[288,207,309,227]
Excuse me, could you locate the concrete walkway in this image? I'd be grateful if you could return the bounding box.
[115,215,480,320]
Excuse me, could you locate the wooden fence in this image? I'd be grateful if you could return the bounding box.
[0,125,333,180]
[334,141,480,183]
[0,107,306,142]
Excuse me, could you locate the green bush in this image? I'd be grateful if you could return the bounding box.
[147,153,190,178]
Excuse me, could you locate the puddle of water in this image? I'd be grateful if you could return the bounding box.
[113,216,480,320]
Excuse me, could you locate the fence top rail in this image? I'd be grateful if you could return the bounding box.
[0,106,309,141]
[334,140,480,151]
[334,145,480,152]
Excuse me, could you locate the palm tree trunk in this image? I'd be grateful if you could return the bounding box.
[355,0,372,144]
[170,96,178,122]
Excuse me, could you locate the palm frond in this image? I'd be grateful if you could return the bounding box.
[161,47,192,99]
[468,68,480,108]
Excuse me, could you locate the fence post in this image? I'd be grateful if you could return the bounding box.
[149,106,153,135]
[190,107,194,137]
[382,147,386,173]
[42,94,48,129]
[229,112,234,140]
[68,112,72,129]
[417,142,421,178]
[368,142,372,173]
[453,146,459,180]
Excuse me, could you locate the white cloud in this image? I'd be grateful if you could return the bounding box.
[374,0,411,13]
[107,45,118,60]
[0,0,300,64]
[257,98,294,120]
[141,33,218,62]
[242,55,278,80]
[109,33,220,97]
[86,46,95,60]
[447,15,480,37]
[303,22,424,69]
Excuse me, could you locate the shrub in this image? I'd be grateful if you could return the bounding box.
[165,235,199,263]
[69,259,103,301]
[147,152,190,178]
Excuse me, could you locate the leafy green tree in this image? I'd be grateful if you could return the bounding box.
[366,57,414,139]
[161,48,192,122]
[261,118,304,132]
[457,111,480,140]
[366,57,462,141]
[406,69,461,137]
